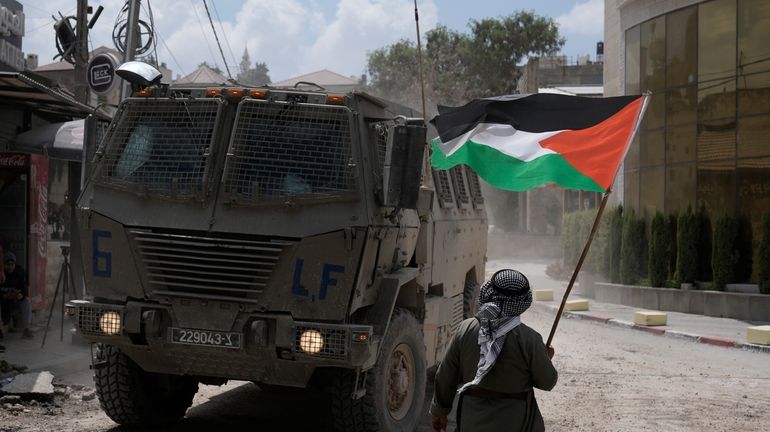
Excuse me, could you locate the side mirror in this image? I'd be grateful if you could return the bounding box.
[382,122,426,209]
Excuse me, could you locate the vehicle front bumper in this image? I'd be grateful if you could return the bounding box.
[68,299,377,387]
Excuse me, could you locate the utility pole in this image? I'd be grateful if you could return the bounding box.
[70,0,91,299]
[120,0,141,99]
[74,0,90,104]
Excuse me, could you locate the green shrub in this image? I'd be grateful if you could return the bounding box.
[608,205,623,283]
[561,208,606,276]
[759,212,770,294]
[675,206,698,285]
[735,214,753,283]
[648,212,667,287]
[620,208,645,285]
[697,204,713,281]
[712,214,739,291]
[666,213,678,280]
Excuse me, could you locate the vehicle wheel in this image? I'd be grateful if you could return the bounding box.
[463,278,480,318]
[330,308,426,432]
[93,344,198,427]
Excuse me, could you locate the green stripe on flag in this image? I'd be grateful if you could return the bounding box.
[431,140,605,193]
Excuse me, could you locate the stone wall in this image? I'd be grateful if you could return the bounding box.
[583,280,770,322]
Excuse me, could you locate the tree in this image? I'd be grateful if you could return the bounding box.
[237,48,271,86]
[759,212,770,294]
[712,214,739,291]
[648,212,667,287]
[365,11,564,112]
[675,206,698,286]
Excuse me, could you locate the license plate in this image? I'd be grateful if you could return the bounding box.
[170,327,242,349]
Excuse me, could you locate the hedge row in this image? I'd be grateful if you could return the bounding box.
[561,206,770,292]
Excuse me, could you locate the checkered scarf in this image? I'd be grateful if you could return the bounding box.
[458,269,532,394]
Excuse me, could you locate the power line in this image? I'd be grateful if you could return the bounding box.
[202,0,232,78]
[154,28,187,77]
[189,0,219,70]
[210,0,238,73]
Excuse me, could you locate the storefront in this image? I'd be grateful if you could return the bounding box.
[0,71,111,310]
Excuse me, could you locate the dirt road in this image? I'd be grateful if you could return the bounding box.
[2,303,767,432]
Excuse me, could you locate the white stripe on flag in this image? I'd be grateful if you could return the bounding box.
[437,123,563,162]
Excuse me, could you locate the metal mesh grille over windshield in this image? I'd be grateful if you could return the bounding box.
[224,100,355,204]
[98,99,222,200]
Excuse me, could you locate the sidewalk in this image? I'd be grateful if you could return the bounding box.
[0,313,92,387]
[488,259,770,354]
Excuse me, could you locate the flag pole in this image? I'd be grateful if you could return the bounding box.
[545,189,611,348]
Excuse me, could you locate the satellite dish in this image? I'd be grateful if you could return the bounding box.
[53,14,77,64]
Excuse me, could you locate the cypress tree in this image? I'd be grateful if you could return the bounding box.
[697,204,713,281]
[648,212,667,287]
[666,213,678,281]
[735,214,753,283]
[675,206,698,285]
[712,214,739,291]
[759,212,770,294]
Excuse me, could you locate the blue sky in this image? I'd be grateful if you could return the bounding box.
[20,0,603,82]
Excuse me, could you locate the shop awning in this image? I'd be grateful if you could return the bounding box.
[0,71,111,121]
[13,119,85,161]
[1,72,112,161]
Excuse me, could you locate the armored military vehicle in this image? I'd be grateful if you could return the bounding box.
[70,62,486,431]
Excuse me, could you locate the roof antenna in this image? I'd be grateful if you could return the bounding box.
[413,0,427,124]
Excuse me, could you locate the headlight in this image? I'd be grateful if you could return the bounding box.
[299,329,324,354]
[99,311,122,335]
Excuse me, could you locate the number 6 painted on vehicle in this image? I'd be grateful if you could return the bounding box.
[93,230,112,277]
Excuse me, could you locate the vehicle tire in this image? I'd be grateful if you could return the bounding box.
[330,308,426,432]
[463,278,480,319]
[93,344,198,427]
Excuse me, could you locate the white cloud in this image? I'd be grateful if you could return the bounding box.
[556,0,603,36]
[19,0,437,82]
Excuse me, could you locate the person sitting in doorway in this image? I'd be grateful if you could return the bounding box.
[0,252,33,339]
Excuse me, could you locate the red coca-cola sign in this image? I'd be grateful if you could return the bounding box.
[0,153,28,168]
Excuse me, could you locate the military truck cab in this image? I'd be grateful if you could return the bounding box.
[71,64,486,431]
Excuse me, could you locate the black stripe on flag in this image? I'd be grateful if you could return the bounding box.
[432,93,641,144]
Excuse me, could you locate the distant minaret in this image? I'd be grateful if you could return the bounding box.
[240,48,251,76]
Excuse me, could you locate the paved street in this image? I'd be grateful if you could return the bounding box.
[1,260,769,431]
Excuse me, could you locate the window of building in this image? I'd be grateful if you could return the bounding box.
[626,26,641,94]
[738,115,770,158]
[625,135,640,170]
[738,0,770,116]
[667,6,698,88]
[640,129,665,167]
[640,166,665,217]
[697,119,736,161]
[666,86,697,126]
[625,169,640,213]
[666,163,696,213]
[698,0,737,121]
[667,124,696,163]
[641,93,665,130]
[697,159,736,217]
[641,16,666,92]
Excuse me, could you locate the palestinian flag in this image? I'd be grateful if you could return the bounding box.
[430,94,648,193]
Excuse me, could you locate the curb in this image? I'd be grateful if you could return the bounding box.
[531,300,768,354]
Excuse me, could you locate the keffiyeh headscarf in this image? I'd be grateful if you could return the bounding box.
[459,269,532,393]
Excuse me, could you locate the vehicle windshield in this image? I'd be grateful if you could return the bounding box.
[223,99,356,203]
[97,99,223,199]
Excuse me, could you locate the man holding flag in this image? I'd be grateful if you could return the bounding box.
[428,93,647,431]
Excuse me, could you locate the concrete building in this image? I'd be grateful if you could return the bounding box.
[604,0,770,282]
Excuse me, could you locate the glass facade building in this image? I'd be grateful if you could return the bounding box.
[623,0,770,280]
